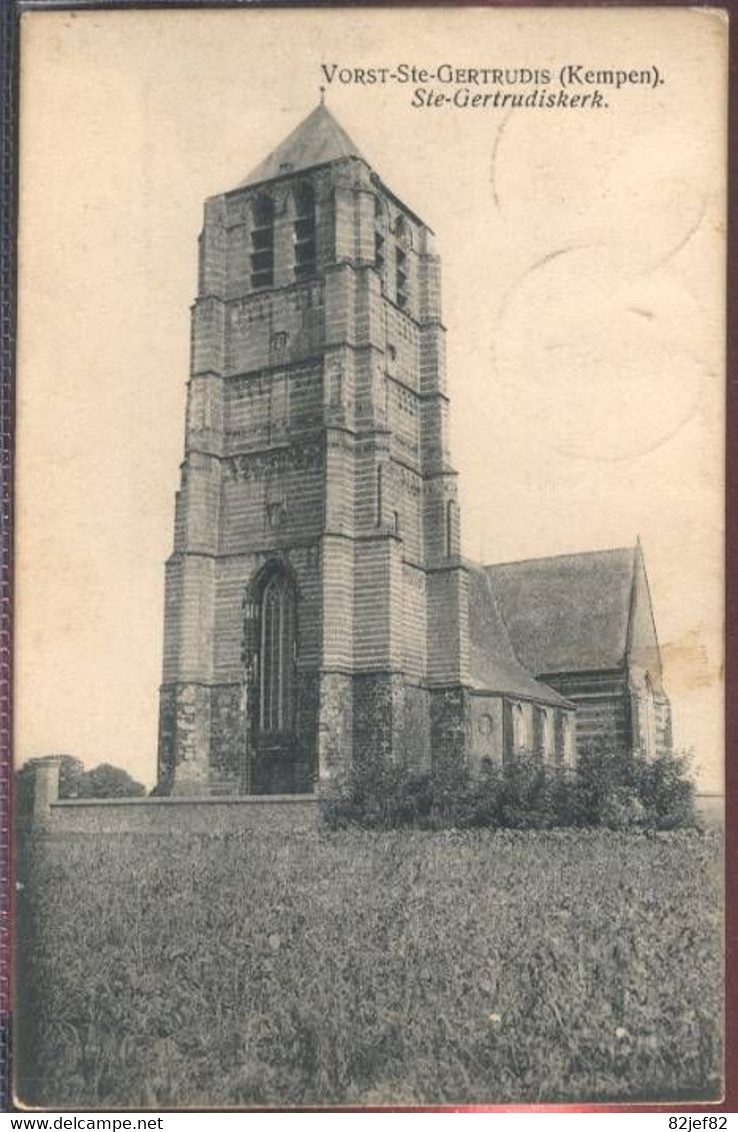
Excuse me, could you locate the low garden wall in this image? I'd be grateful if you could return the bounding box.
[20,757,319,835]
[694,793,724,829]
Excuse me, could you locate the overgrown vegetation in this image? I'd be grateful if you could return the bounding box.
[15,828,722,1107]
[322,747,697,832]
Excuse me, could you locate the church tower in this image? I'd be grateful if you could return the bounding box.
[156,103,474,795]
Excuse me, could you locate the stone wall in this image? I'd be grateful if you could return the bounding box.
[157,683,213,796]
[22,760,318,836]
[44,796,318,836]
[469,694,505,766]
[353,672,406,775]
[430,686,472,778]
[316,671,353,791]
[156,686,177,791]
[402,683,431,772]
[209,683,244,792]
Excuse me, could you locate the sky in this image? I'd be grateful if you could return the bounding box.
[16,8,726,790]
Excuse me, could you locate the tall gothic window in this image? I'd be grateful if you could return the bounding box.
[375,231,385,272]
[251,195,275,289]
[293,182,316,280]
[512,703,529,752]
[643,674,657,759]
[541,708,554,762]
[258,572,296,733]
[562,713,575,767]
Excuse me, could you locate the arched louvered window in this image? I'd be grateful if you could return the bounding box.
[293,182,316,280]
[643,674,656,759]
[251,195,275,289]
[395,215,410,310]
[374,195,386,275]
[258,572,296,733]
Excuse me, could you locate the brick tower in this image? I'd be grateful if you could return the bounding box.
[156,103,474,795]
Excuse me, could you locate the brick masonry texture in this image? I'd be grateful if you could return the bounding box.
[156,118,477,798]
[45,796,318,835]
[154,106,671,803]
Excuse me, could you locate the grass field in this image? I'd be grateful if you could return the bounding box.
[15,828,722,1108]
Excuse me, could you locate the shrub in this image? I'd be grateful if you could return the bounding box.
[322,754,553,832]
[599,785,647,830]
[576,743,697,830]
[497,750,558,829]
[322,761,435,830]
[426,758,504,829]
[632,749,697,829]
[321,742,698,832]
[76,763,146,799]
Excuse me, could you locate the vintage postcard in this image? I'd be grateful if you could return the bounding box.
[10,5,727,1110]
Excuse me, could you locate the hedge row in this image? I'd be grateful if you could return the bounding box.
[321,746,697,832]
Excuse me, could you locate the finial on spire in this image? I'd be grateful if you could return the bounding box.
[319,86,326,105]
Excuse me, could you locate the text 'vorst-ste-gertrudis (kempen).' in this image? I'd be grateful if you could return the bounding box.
[319,62,665,110]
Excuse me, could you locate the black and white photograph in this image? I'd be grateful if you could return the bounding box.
[11,6,727,1110]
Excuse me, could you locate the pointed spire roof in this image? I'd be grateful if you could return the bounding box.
[239,103,368,188]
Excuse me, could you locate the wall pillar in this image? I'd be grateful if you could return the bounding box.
[170,684,212,795]
[31,757,62,829]
[430,685,471,783]
[316,671,354,795]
